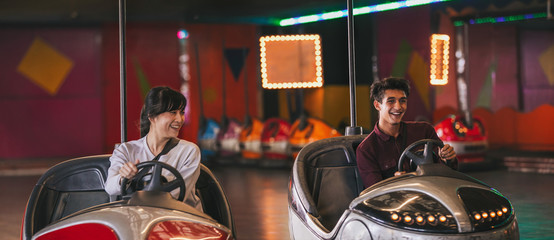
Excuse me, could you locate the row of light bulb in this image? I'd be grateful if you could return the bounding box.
[390,212,448,226]
[473,207,509,221]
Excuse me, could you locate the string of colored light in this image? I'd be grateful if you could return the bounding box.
[453,12,548,26]
[279,0,452,26]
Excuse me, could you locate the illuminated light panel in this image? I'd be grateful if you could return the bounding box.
[279,0,452,26]
[391,213,400,222]
[321,10,346,20]
[454,12,548,26]
[415,215,425,224]
[404,215,413,223]
[259,34,324,89]
[430,34,450,85]
[428,215,436,223]
[298,15,320,24]
[177,29,189,39]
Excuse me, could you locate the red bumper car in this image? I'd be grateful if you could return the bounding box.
[434,115,489,169]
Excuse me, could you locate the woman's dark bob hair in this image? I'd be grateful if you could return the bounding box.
[140,86,187,137]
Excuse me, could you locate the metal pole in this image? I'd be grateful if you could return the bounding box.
[546,0,552,19]
[462,23,472,127]
[345,0,363,135]
[455,23,472,127]
[119,0,127,143]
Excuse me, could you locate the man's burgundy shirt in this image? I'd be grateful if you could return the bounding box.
[356,121,441,188]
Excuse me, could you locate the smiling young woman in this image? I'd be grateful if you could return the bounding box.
[104,86,203,211]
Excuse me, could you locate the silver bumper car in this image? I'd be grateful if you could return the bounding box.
[288,135,518,239]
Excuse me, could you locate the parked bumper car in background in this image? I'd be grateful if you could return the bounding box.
[260,117,291,166]
[435,115,490,170]
[289,116,341,159]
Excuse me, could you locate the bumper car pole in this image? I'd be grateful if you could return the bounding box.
[119,0,127,143]
[455,23,472,127]
[345,0,363,136]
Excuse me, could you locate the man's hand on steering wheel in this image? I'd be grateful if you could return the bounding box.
[397,139,445,173]
[439,144,456,162]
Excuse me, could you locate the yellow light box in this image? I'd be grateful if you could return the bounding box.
[430,34,450,86]
[259,34,323,89]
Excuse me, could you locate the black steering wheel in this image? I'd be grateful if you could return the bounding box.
[120,161,186,201]
[398,139,444,172]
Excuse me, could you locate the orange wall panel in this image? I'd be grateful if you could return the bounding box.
[516,104,554,151]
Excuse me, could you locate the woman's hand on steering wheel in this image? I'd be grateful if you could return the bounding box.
[119,161,186,201]
[119,159,139,179]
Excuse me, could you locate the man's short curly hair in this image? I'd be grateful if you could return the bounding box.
[370,77,410,103]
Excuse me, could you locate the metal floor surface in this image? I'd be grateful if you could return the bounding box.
[1,162,553,240]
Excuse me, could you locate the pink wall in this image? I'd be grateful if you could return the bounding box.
[184,24,259,126]
[376,6,433,121]
[102,23,259,153]
[102,23,183,152]
[1,23,260,159]
[0,28,103,159]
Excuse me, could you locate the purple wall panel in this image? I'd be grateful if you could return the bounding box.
[521,30,554,112]
[492,26,518,111]
[0,28,103,159]
[467,24,518,112]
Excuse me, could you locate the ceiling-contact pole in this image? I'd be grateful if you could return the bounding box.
[119,0,127,143]
[345,0,363,136]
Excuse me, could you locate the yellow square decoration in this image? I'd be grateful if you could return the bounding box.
[17,37,74,95]
[259,34,323,89]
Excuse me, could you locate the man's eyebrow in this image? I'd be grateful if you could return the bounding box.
[385,96,407,101]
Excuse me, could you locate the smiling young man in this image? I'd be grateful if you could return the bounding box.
[356,77,458,188]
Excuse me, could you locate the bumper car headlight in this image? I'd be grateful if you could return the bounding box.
[458,187,515,232]
[148,220,232,240]
[355,191,458,233]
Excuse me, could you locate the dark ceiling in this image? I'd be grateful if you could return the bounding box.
[0,0,351,25]
[0,0,551,26]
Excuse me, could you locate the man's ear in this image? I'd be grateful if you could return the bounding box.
[373,100,381,111]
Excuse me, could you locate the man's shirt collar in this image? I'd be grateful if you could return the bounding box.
[374,121,405,142]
